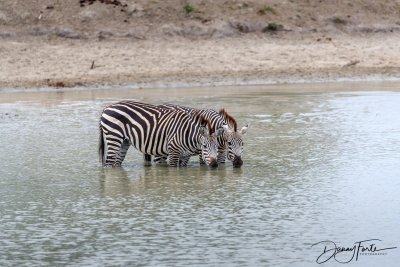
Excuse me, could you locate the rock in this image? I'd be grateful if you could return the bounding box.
[126,3,144,16]
[229,21,255,33]
[98,31,114,40]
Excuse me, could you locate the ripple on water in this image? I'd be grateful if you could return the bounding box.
[1,87,400,266]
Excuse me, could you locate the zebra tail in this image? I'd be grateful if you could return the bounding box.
[98,127,104,166]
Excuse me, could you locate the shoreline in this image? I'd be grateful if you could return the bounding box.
[1,63,400,92]
[1,33,400,91]
[2,78,400,106]
[2,74,400,94]
[2,75,400,95]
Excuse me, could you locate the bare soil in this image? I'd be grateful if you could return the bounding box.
[1,0,400,88]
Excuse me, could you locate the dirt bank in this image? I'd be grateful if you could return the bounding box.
[1,0,400,88]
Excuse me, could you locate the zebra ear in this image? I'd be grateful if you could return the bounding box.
[240,124,249,135]
[222,124,231,132]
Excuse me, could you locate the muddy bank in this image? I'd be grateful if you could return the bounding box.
[1,33,400,89]
[1,0,400,89]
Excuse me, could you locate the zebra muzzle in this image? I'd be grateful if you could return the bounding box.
[233,156,243,168]
[209,157,218,168]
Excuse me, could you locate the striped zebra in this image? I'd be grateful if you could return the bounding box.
[99,101,223,168]
[150,104,248,168]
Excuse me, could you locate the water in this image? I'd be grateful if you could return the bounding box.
[0,83,399,266]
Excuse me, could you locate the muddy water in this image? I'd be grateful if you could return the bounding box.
[0,83,399,266]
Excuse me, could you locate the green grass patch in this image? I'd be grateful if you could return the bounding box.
[258,5,277,15]
[183,4,195,14]
[332,17,347,24]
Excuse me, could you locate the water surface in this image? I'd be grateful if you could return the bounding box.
[0,82,399,266]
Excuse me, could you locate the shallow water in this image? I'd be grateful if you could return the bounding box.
[1,83,399,266]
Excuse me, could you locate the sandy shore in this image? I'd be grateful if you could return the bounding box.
[1,0,400,89]
[1,33,400,89]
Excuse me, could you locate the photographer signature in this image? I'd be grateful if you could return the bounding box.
[311,239,397,264]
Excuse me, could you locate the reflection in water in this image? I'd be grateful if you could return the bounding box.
[0,84,399,267]
[99,165,241,197]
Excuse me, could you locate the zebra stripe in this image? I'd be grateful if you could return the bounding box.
[99,101,221,167]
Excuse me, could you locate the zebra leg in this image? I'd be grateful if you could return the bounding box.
[144,154,152,166]
[198,154,206,165]
[179,156,191,167]
[168,151,181,167]
[103,132,125,167]
[114,139,130,167]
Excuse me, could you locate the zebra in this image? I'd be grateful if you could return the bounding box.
[150,104,248,168]
[98,101,223,168]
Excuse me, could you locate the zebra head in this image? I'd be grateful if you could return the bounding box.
[197,116,224,168]
[222,124,248,168]
[219,108,248,168]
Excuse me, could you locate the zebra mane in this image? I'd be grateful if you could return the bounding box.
[192,111,214,135]
[218,108,237,131]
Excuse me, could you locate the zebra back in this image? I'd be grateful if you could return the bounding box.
[159,103,226,133]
